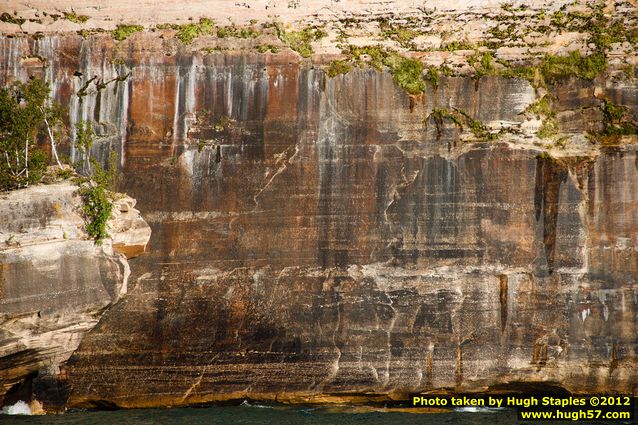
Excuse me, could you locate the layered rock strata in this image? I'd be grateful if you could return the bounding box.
[0,0,637,410]
[0,182,150,410]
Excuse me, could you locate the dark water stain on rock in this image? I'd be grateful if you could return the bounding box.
[534,156,568,274]
[499,274,508,333]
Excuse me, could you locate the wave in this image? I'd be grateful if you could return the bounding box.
[240,400,273,409]
[454,406,504,413]
[1,400,32,415]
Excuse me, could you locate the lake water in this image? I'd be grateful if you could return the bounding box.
[0,402,625,425]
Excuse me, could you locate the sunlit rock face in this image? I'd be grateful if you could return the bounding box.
[0,32,637,409]
[0,182,150,411]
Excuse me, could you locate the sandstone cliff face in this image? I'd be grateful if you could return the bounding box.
[1,0,638,410]
[0,182,150,410]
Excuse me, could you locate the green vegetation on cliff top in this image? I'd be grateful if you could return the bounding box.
[274,23,327,58]
[112,24,144,41]
[0,77,119,244]
[338,45,426,95]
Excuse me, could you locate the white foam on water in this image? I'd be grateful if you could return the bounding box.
[240,400,273,409]
[455,406,504,413]
[1,400,32,415]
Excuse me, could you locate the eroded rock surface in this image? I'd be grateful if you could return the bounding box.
[0,0,637,411]
[0,182,150,410]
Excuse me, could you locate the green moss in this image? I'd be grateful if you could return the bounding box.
[112,24,144,41]
[342,45,387,70]
[175,24,202,44]
[255,44,280,53]
[64,11,90,24]
[154,23,180,30]
[77,28,106,38]
[425,67,440,88]
[537,117,559,139]
[498,62,537,84]
[526,95,554,118]
[425,107,497,141]
[173,18,214,44]
[621,64,636,79]
[201,46,229,54]
[496,48,608,87]
[216,24,259,39]
[469,51,496,80]
[554,137,568,149]
[427,108,463,132]
[467,117,496,141]
[598,99,638,136]
[0,12,25,26]
[339,45,425,95]
[544,3,631,58]
[439,63,453,77]
[489,23,518,41]
[501,3,528,13]
[275,24,327,58]
[213,116,229,132]
[56,168,75,179]
[379,20,418,49]
[326,60,353,78]
[538,51,606,82]
[601,99,625,123]
[525,95,559,139]
[385,54,426,95]
[440,40,475,51]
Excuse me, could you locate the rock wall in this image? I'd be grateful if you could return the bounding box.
[1,0,638,410]
[0,182,150,411]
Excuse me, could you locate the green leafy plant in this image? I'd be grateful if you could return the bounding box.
[64,11,89,24]
[525,95,559,140]
[469,51,496,80]
[597,99,638,137]
[79,177,113,244]
[0,12,25,26]
[216,24,259,39]
[537,118,559,139]
[339,45,426,95]
[325,60,353,77]
[425,67,440,88]
[112,24,144,41]
[379,20,418,49]
[173,18,214,44]
[255,44,280,53]
[78,149,118,244]
[425,107,497,141]
[538,51,606,82]
[440,40,475,51]
[275,23,327,58]
[385,54,426,95]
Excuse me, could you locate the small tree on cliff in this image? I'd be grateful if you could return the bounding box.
[0,77,64,191]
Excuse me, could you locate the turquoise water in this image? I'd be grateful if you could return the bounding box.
[0,403,623,425]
